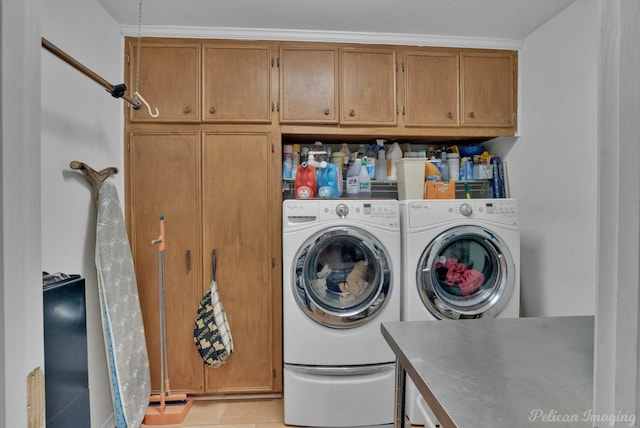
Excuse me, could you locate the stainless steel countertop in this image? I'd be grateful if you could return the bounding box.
[381,316,594,427]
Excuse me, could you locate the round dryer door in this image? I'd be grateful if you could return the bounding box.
[417,225,515,319]
[291,226,393,328]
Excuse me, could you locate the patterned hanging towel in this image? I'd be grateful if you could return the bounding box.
[194,250,233,367]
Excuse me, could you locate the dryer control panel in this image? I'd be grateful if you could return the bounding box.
[403,198,518,229]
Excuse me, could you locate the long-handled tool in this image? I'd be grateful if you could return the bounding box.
[144,216,193,425]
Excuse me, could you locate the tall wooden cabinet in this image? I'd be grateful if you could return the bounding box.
[202,132,277,393]
[125,38,282,396]
[127,129,281,395]
[128,132,203,391]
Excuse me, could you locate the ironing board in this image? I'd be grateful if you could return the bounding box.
[73,161,151,428]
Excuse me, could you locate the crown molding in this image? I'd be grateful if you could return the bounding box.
[119,25,523,50]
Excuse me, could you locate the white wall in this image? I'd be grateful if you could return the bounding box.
[41,0,124,426]
[496,0,598,317]
[594,0,640,420]
[1,0,43,426]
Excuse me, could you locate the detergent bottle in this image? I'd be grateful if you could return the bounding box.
[358,157,371,198]
[294,152,317,199]
[317,160,343,198]
[345,155,361,198]
[375,139,387,181]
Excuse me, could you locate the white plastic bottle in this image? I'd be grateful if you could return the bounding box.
[375,140,387,181]
[358,157,371,198]
[386,142,402,181]
[346,157,361,198]
[447,152,459,182]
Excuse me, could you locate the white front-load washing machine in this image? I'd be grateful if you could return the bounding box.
[399,198,520,426]
[282,199,401,427]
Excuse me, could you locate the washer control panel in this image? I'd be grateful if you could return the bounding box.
[283,199,399,228]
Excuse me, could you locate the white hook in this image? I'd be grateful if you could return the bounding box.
[134,91,159,117]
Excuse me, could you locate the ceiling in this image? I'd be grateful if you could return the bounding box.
[97,0,577,44]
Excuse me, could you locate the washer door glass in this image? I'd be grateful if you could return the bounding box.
[417,225,515,319]
[292,226,392,328]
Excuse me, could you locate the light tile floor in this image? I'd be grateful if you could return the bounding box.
[141,397,417,428]
[141,397,298,428]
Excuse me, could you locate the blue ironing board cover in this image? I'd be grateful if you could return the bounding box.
[96,181,151,427]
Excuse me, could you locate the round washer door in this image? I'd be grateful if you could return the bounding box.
[417,225,515,319]
[292,226,393,328]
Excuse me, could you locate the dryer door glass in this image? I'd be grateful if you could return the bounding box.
[417,225,515,319]
[292,226,392,328]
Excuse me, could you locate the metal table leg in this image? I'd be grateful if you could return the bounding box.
[394,358,406,428]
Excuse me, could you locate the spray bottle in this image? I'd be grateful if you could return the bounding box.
[346,154,362,198]
[358,157,372,198]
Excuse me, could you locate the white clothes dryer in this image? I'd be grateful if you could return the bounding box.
[399,198,520,426]
[282,199,401,427]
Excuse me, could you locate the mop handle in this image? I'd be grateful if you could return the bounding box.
[152,216,169,409]
[151,215,165,250]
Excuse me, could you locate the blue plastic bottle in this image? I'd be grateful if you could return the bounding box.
[317,162,343,198]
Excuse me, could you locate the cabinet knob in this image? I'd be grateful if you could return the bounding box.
[210,106,217,114]
[324,108,331,116]
[184,106,192,114]
[349,109,355,117]
[469,111,475,118]
[447,112,453,119]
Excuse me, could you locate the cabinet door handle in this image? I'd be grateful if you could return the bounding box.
[447,112,453,119]
[184,106,192,114]
[186,249,191,271]
[469,111,475,118]
[209,106,216,114]
[324,108,330,116]
[349,109,355,117]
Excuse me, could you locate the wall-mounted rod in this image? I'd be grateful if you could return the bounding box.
[42,37,141,110]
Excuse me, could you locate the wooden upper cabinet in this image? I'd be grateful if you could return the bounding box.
[340,48,397,126]
[460,52,516,128]
[404,51,460,127]
[202,44,272,123]
[128,42,201,123]
[279,46,339,124]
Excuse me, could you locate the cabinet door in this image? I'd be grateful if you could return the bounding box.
[128,42,201,122]
[340,48,397,125]
[404,51,460,127]
[203,45,272,123]
[202,132,276,393]
[279,46,339,124]
[128,132,204,393]
[460,52,516,127]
